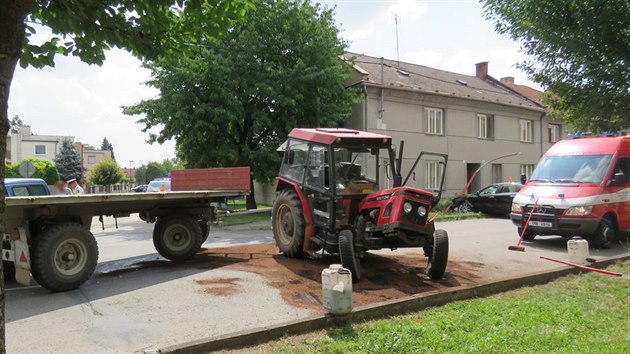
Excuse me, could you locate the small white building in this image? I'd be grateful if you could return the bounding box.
[7,126,74,164]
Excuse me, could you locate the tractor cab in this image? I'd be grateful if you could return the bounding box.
[273,128,449,282]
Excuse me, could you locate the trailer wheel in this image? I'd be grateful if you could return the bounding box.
[339,230,361,282]
[31,223,98,292]
[153,215,202,261]
[199,221,210,245]
[590,218,616,249]
[426,229,449,280]
[272,190,306,258]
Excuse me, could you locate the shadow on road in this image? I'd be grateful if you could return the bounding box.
[6,252,248,322]
[522,235,629,258]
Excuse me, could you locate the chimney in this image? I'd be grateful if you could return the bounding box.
[500,76,515,85]
[475,61,488,79]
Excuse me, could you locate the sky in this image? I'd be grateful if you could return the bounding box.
[8,0,537,167]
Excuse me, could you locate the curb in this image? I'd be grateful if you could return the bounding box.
[160,254,629,353]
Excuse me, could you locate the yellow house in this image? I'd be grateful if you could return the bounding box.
[81,148,112,175]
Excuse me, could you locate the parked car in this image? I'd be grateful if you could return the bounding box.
[451,182,523,216]
[4,178,51,196]
[146,180,171,192]
[132,184,148,193]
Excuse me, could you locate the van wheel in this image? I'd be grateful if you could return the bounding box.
[518,227,537,241]
[590,218,616,249]
[31,223,99,292]
[153,215,202,261]
[272,190,306,258]
[426,229,449,280]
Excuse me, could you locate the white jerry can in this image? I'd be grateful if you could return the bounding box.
[321,264,352,315]
[567,236,589,265]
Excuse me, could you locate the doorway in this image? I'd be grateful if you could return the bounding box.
[466,163,481,193]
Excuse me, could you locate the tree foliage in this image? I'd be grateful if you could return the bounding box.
[100,137,115,160]
[54,138,82,182]
[482,0,630,131]
[125,0,358,207]
[9,115,23,133]
[88,159,124,186]
[134,159,180,184]
[6,158,60,185]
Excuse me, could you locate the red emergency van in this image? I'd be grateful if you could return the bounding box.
[510,136,630,248]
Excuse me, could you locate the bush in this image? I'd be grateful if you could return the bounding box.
[6,158,60,185]
[88,159,124,186]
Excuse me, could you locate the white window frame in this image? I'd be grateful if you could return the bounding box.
[549,124,561,143]
[425,160,443,191]
[425,108,444,135]
[477,114,488,139]
[520,119,533,143]
[520,164,535,179]
[34,145,46,155]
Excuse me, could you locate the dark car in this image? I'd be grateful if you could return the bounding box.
[132,184,148,193]
[451,182,523,216]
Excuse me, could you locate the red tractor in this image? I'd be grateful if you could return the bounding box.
[272,128,449,282]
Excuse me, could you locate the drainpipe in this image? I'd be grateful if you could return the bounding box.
[379,57,384,126]
[539,112,545,157]
[362,84,368,131]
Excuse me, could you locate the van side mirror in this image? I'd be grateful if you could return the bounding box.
[520,173,527,185]
[612,172,626,187]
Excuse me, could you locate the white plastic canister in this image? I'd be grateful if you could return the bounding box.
[567,236,589,265]
[321,264,352,315]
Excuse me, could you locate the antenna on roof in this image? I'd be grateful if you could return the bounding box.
[395,14,400,67]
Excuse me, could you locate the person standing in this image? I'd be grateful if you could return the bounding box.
[54,181,72,195]
[67,179,85,195]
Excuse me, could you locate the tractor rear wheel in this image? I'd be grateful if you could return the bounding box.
[426,229,449,280]
[272,190,306,258]
[339,229,361,282]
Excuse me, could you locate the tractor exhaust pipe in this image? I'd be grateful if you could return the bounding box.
[394,140,404,187]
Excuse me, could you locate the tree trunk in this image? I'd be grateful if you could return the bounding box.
[0,1,33,352]
[246,172,257,210]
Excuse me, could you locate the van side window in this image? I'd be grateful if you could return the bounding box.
[615,157,630,178]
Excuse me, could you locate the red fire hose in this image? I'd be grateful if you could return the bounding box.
[540,256,624,277]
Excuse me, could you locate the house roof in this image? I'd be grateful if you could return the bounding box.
[345,52,545,112]
[500,82,544,106]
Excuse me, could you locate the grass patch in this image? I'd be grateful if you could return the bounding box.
[221,210,272,226]
[224,198,269,211]
[259,261,630,353]
[430,211,482,222]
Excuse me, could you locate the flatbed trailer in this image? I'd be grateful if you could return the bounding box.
[2,168,251,292]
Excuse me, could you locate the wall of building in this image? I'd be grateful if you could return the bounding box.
[347,86,558,198]
[82,150,113,174]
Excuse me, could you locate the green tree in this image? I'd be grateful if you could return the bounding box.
[100,137,115,160]
[145,161,168,182]
[9,115,23,134]
[134,164,148,184]
[0,1,251,350]
[54,138,82,182]
[482,0,630,131]
[8,158,60,185]
[125,0,358,209]
[88,159,124,186]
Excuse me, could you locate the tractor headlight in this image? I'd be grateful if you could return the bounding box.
[403,202,413,213]
[565,206,593,216]
[417,205,427,216]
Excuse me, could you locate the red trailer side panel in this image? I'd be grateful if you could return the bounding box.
[171,167,251,193]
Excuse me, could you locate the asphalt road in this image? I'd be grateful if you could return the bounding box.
[5,216,628,353]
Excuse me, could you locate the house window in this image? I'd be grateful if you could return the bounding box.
[425,160,443,191]
[520,164,535,179]
[492,164,502,183]
[477,114,494,139]
[520,120,533,143]
[88,156,97,164]
[35,145,46,155]
[425,108,444,135]
[549,124,561,143]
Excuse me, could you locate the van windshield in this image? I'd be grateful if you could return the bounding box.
[530,154,613,183]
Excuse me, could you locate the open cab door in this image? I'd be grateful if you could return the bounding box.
[403,151,448,207]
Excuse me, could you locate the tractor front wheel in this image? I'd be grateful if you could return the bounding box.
[339,230,361,282]
[426,229,449,280]
[272,190,306,258]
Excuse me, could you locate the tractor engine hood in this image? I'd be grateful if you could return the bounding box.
[364,186,434,203]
